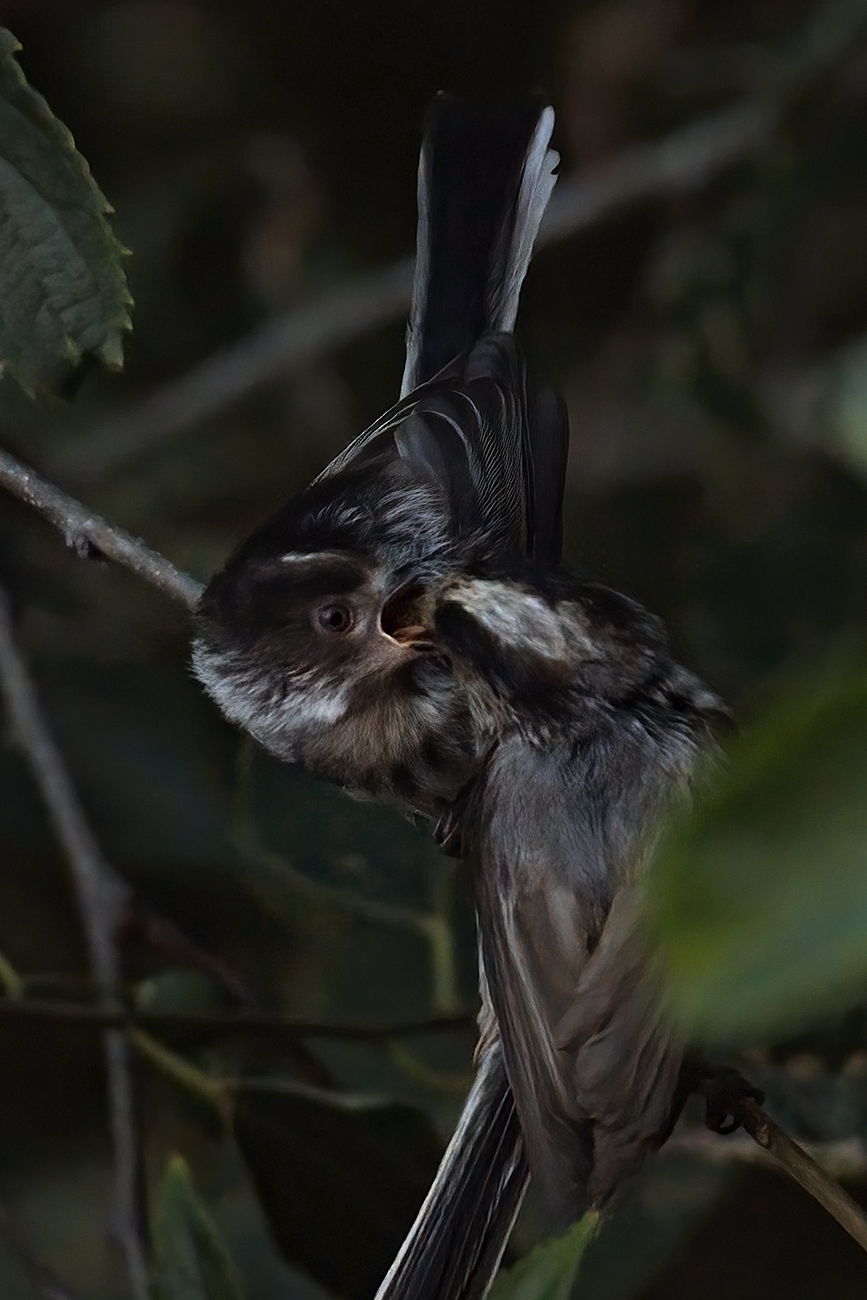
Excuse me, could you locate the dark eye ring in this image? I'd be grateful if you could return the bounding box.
[317,603,354,633]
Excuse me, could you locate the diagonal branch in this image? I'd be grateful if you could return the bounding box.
[0,445,202,607]
[0,589,150,1300]
[739,1096,867,1255]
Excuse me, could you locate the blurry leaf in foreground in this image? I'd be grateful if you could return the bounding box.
[488,1214,599,1300]
[234,1084,443,1298]
[153,1155,245,1300]
[576,1152,730,1300]
[646,665,867,1042]
[0,27,132,388]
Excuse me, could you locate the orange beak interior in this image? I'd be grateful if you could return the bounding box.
[381,583,432,647]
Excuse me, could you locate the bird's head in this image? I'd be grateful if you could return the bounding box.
[192,548,483,812]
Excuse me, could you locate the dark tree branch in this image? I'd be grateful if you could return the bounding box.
[0,446,203,607]
[738,1096,867,1255]
[0,995,473,1041]
[119,904,257,1009]
[0,590,150,1300]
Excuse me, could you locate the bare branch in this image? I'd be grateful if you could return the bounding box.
[55,99,778,485]
[0,995,473,1040]
[539,99,775,247]
[0,589,149,1300]
[669,1125,867,1183]
[121,903,257,1008]
[734,1097,867,1255]
[0,446,203,607]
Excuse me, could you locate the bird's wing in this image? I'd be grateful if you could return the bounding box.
[461,728,689,1226]
[315,335,568,567]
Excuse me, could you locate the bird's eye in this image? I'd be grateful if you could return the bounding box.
[317,603,354,633]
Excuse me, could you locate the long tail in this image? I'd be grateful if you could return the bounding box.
[400,98,558,397]
[374,1041,528,1300]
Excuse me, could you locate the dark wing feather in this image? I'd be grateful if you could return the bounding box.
[462,730,688,1226]
[315,336,557,567]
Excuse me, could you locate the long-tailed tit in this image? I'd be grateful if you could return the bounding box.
[194,98,736,1300]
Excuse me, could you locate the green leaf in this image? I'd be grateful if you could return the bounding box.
[646,664,867,1042]
[488,1215,599,1300]
[152,1155,246,1300]
[0,28,132,387]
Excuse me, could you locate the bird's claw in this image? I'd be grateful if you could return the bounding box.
[697,1066,765,1135]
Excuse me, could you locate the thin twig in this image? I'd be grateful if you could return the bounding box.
[385,1042,473,1096]
[121,903,257,1008]
[54,259,414,483]
[0,995,473,1039]
[131,1027,443,1118]
[669,1126,867,1183]
[0,446,203,608]
[737,1097,867,1254]
[539,99,775,247]
[0,590,150,1300]
[232,737,432,932]
[128,1028,230,1120]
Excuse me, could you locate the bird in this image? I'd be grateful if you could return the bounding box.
[193,97,740,1300]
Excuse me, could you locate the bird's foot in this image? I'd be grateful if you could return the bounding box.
[695,1065,765,1135]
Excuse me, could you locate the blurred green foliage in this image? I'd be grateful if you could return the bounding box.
[488,1216,599,1300]
[647,657,867,1043]
[4,2,867,1299]
[153,1156,245,1300]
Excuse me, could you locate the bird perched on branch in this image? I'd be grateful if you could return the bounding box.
[194,98,740,1300]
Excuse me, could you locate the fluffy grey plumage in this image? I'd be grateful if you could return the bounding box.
[436,576,724,1225]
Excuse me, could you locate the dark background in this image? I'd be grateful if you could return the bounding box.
[1,1,867,1297]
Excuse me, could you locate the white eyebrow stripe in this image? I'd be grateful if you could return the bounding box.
[280,550,348,565]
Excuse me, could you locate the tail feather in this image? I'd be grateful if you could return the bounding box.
[375,1042,528,1300]
[401,98,558,396]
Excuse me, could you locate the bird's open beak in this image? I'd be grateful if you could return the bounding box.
[390,623,430,645]
[380,582,435,650]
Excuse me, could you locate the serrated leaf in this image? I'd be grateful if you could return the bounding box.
[488,1215,599,1300]
[152,1155,246,1300]
[0,27,132,388]
[646,664,867,1043]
